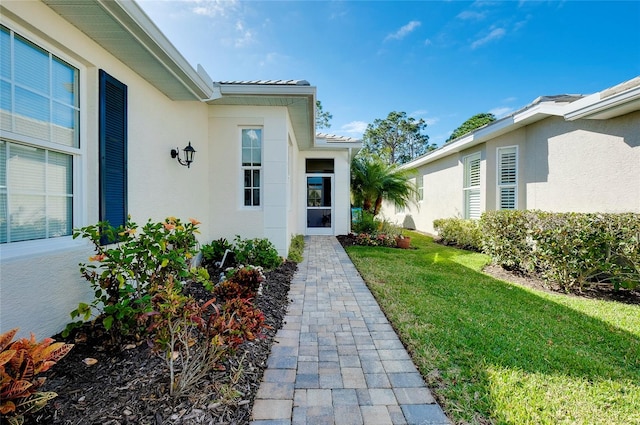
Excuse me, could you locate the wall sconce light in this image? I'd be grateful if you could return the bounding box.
[171,142,196,168]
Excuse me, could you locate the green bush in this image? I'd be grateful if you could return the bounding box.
[201,238,233,264]
[480,211,640,291]
[288,234,305,263]
[433,217,483,251]
[352,211,378,234]
[233,236,283,270]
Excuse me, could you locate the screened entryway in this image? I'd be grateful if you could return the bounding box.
[306,159,334,235]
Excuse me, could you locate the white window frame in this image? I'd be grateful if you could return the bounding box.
[239,127,262,210]
[416,174,424,202]
[462,152,481,220]
[496,146,518,210]
[0,21,85,259]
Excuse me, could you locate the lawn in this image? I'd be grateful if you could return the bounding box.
[344,232,640,425]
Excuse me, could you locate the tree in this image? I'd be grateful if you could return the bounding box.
[361,111,435,165]
[315,100,332,130]
[350,156,417,216]
[445,112,496,144]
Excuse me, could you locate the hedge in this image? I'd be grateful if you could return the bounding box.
[433,218,483,252]
[480,211,640,291]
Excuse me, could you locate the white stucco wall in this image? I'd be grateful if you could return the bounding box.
[1,1,210,339]
[207,105,292,255]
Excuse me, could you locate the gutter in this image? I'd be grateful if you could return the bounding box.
[96,0,214,100]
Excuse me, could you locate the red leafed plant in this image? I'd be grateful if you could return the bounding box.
[0,328,74,425]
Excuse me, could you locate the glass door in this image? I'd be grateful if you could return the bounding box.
[306,174,333,234]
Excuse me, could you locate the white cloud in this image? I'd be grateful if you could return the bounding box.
[188,0,238,17]
[341,121,368,135]
[385,21,421,41]
[457,10,486,20]
[234,20,254,47]
[470,27,506,49]
[489,106,513,118]
[424,117,439,126]
[424,39,433,46]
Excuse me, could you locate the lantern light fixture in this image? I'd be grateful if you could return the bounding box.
[171,142,196,168]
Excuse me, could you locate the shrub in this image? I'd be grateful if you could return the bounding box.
[214,266,265,301]
[201,238,233,265]
[288,234,305,263]
[232,236,282,270]
[0,329,73,424]
[480,211,640,291]
[65,217,206,345]
[142,276,223,397]
[352,211,377,234]
[433,218,483,251]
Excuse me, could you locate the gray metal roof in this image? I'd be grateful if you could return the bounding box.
[217,80,310,86]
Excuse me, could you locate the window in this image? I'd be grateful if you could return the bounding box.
[416,174,424,201]
[497,146,517,210]
[0,25,79,244]
[463,152,481,220]
[99,70,127,230]
[241,128,262,207]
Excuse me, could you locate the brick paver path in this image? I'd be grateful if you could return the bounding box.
[250,236,451,425]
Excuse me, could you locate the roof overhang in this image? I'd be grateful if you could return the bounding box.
[564,77,640,121]
[42,0,213,101]
[403,102,565,169]
[315,133,362,153]
[207,82,317,150]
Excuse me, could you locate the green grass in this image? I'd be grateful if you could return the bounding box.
[344,232,640,425]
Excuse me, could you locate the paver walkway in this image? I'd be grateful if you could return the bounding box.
[250,236,451,425]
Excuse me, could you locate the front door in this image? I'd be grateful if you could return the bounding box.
[306,174,333,235]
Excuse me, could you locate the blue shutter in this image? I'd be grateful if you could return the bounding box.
[99,70,127,232]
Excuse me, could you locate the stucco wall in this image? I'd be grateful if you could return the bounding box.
[524,113,640,212]
[1,2,210,339]
[207,105,291,255]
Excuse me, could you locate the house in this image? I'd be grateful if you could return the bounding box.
[0,0,360,339]
[382,77,640,235]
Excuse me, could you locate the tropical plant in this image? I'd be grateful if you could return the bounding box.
[350,156,417,216]
[0,329,73,424]
[232,236,282,270]
[64,217,205,345]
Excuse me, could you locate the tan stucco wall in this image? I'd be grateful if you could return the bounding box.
[1,1,210,339]
[524,113,640,212]
[385,110,639,237]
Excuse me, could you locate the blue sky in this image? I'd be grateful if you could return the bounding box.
[138,0,640,146]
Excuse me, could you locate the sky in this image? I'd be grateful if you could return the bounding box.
[137,0,640,147]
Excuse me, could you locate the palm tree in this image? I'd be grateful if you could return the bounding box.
[350,156,417,216]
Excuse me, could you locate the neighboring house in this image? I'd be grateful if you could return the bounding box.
[382,77,640,235]
[0,0,360,338]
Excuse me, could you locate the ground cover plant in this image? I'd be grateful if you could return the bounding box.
[22,219,300,424]
[342,231,640,425]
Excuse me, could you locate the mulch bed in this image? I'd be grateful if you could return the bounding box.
[25,261,297,425]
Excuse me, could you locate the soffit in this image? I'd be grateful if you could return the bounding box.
[208,83,316,150]
[42,0,211,101]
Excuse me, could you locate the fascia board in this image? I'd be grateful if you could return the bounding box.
[401,103,559,171]
[218,84,316,97]
[98,0,213,99]
[564,86,640,121]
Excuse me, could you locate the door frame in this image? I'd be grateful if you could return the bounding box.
[305,173,334,235]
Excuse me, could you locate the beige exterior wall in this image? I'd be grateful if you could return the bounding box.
[0,2,210,339]
[208,105,286,254]
[524,113,640,212]
[385,110,639,237]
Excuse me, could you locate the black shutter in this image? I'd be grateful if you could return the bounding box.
[99,70,127,233]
